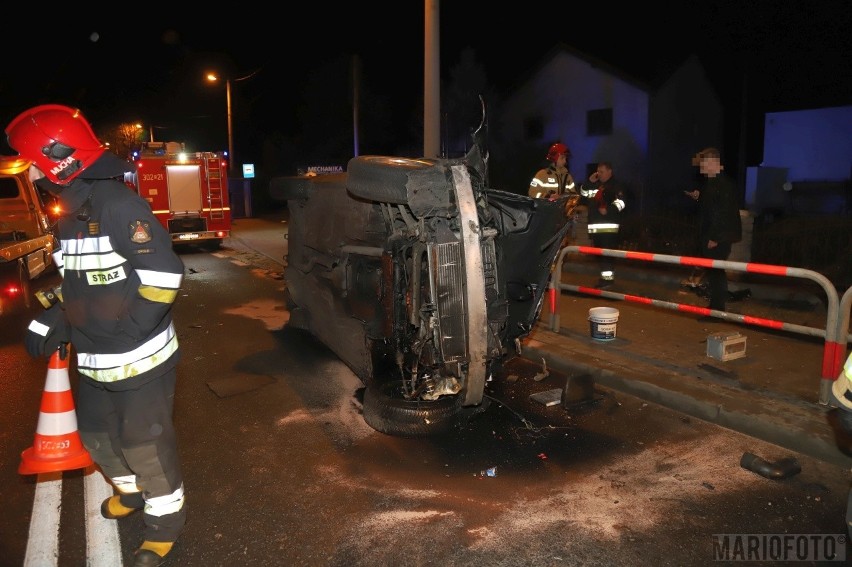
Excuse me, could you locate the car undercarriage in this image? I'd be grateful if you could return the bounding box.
[271,120,571,436]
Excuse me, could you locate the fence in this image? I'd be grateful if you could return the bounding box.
[548,245,852,405]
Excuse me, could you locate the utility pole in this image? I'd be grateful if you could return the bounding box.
[423,0,440,158]
[226,78,234,175]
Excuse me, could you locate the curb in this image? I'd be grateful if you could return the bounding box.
[522,341,852,469]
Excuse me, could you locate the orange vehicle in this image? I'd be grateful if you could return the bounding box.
[129,142,231,248]
[0,156,59,316]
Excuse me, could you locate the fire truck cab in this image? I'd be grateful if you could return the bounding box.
[130,141,231,248]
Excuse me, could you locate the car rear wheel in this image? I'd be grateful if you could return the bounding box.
[362,380,463,437]
[346,156,437,204]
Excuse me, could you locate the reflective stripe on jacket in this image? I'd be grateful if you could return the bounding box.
[579,177,626,235]
[587,222,620,234]
[529,166,576,198]
[54,177,184,387]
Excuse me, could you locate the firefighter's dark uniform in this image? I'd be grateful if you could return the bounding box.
[579,176,626,285]
[33,153,187,546]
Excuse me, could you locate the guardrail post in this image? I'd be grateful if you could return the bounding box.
[548,247,569,332]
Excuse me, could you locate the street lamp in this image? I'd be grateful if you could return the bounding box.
[136,122,154,143]
[206,69,261,175]
[205,72,234,175]
[206,68,262,176]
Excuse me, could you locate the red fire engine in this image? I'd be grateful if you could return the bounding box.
[130,141,231,248]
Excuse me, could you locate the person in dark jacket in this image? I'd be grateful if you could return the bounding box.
[579,161,626,288]
[685,147,742,315]
[6,104,186,567]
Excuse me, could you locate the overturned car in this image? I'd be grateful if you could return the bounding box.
[270,130,570,437]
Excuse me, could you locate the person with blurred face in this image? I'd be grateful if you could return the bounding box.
[686,147,742,318]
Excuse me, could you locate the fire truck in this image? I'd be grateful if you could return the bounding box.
[130,141,231,248]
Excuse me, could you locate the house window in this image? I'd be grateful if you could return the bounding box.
[587,108,612,136]
[523,116,544,141]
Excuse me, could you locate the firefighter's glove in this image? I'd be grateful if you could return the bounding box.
[25,303,70,359]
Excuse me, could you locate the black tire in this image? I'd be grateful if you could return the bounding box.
[268,176,314,201]
[362,380,463,437]
[346,156,438,204]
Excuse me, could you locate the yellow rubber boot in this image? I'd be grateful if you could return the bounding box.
[100,494,143,519]
[133,541,174,567]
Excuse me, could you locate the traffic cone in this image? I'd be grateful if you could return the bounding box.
[19,346,93,475]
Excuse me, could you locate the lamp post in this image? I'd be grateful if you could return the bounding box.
[206,72,234,175]
[225,78,233,174]
[206,68,261,176]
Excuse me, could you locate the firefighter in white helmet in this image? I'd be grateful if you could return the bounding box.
[6,104,186,567]
[579,161,626,289]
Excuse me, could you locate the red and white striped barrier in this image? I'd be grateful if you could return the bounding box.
[548,245,852,405]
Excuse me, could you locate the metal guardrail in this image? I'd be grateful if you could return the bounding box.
[548,245,852,405]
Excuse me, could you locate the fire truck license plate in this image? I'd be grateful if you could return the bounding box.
[179,233,199,240]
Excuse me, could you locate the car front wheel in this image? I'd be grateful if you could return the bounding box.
[362,380,463,437]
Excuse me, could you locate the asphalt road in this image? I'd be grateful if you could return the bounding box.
[0,241,849,566]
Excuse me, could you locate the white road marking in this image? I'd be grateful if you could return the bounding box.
[84,469,123,566]
[23,469,124,566]
[24,472,62,567]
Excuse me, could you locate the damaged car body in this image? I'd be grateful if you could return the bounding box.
[270,118,570,437]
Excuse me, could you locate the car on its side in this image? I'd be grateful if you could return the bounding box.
[270,119,570,436]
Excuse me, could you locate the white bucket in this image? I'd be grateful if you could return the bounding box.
[589,307,619,341]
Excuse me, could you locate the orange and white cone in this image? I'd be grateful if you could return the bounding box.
[19,346,93,475]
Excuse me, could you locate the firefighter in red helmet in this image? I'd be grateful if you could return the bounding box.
[6,104,187,567]
[529,142,577,200]
[529,142,581,247]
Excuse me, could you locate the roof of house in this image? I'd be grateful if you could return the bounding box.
[496,42,696,97]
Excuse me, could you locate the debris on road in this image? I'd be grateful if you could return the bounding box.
[740,452,802,480]
[530,389,563,407]
[533,358,549,381]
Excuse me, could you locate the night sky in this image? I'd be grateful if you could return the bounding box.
[2,2,850,175]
